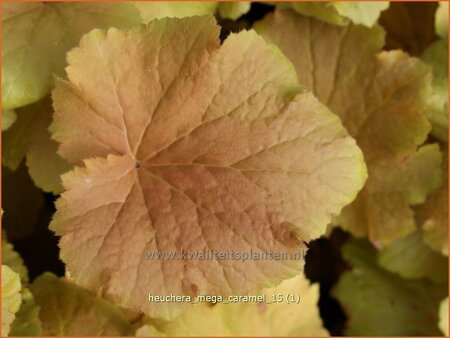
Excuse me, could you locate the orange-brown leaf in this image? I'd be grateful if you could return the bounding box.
[50,16,366,319]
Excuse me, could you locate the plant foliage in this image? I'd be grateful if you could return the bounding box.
[1,1,448,337]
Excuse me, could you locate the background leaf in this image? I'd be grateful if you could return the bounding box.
[2,110,16,131]
[435,2,448,39]
[439,298,449,336]
[218,2,252,20]
[379,2,438,56]
[422,39,448,142]
[291,1,388,27]
[332,239,447,336]
[377,229,448,283]
[255,9,441,247]
[2,97,71,194]
[138,274,328,336]
[416,150,448,256]
[30,272,132,336]
[2,236,28,283]
[1,265,22,337]
[2,2,141,110]
[9,289,42,337]
[136,1,217,23]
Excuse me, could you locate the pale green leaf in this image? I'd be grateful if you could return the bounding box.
[439,298,449,335]
[218,2,251,20]
[2,105,35,171]
[377,230,448,283]
[135,2,217,23]
[422,39,448,142]
[435,2,448,38]
[2,110,16,131]
[291,2,389,27]
[417,150,448,256]
[291,3,348,26]
[1,265,22,337]
[136,325,165,336]
[332,239,447,335]
[1,236,28,283]
[25,99,72,194]
[333,2,389,26]
[2,98,71,193]
[30,272,132,336]
[9,289,42,337]
[137,274,328,336]
[2,2,141,110]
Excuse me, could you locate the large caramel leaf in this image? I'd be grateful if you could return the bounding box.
[256,9,441,246]
[50,16,366,319]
